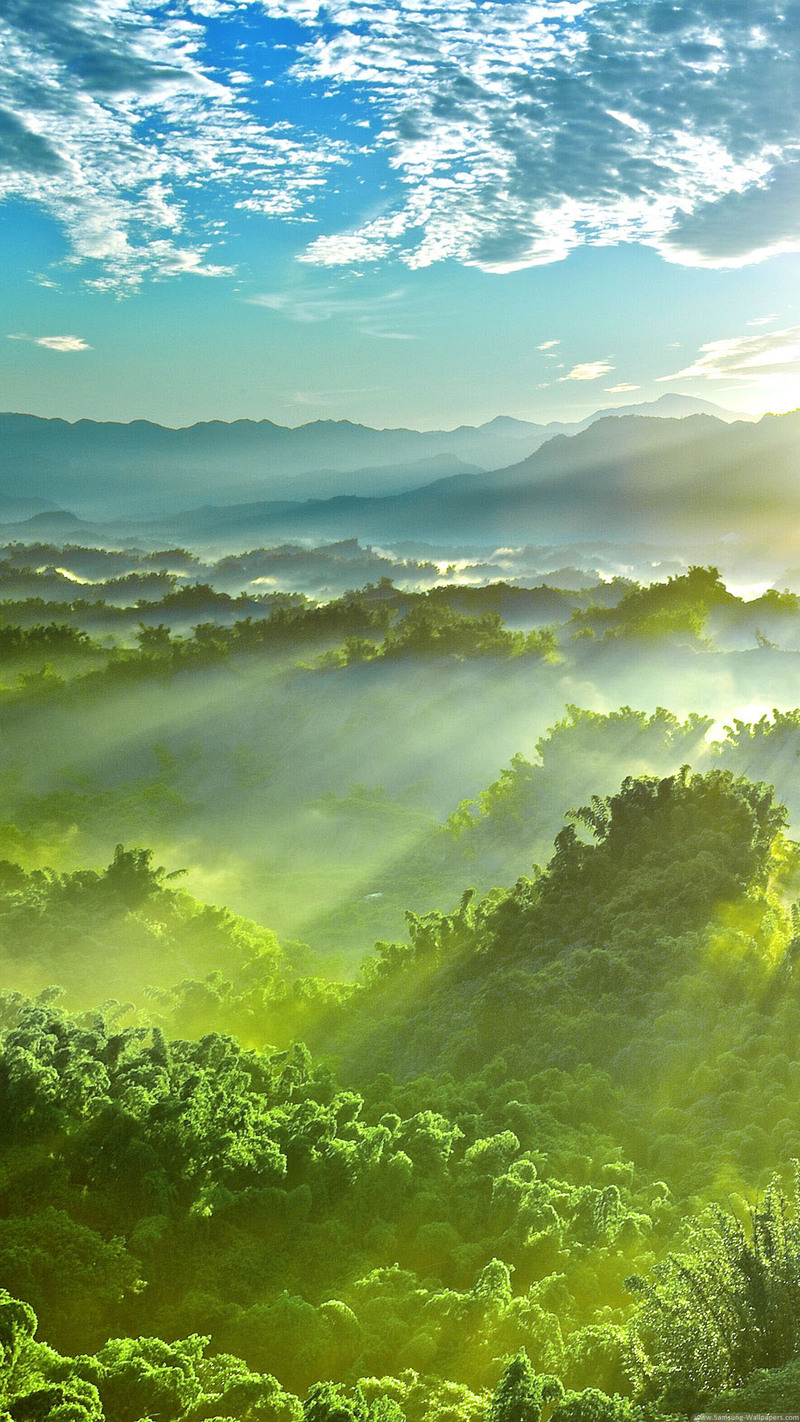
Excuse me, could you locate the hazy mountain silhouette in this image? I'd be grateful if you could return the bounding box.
[0,509,113,544]
[0,494,64,522]
[571,392,746,426]
[124,410,800,554]
[2,395,748,519]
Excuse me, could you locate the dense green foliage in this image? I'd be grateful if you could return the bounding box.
[3,559,799,696]
[0,761,799,1416]
[629,1168,800,1406]
[3,541,800,1420]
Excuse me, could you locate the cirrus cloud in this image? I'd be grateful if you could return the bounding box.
[657,326,800,383]
[0,0,346,291]
[246,283,416,338]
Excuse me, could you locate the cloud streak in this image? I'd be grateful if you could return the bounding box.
[559,360,614,382]
[246,283,416,339]
[657,326,800,383]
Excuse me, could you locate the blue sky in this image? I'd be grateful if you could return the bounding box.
[2,0,800,429]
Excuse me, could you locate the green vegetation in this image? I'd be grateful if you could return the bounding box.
[2,542,800,1419]
[0,762,799,1416]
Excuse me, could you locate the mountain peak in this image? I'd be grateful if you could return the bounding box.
[582,392,752,426]
[478,415,545,434]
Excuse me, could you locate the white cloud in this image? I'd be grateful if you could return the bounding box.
[258,0,800,273]
[0,0,345,290]
[537,339,560,350]
[7,332,92,351]
[5,0,800,284]
[657,161,800,268]
[604,383,640,393]
[656,326,800,383]
[298,212,411,267]
[558,360,614,382]
[747,313,779,327]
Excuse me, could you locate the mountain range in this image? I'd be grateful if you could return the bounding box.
[113,409,792,552]
[4,394,796,558]
[1,393,748,521]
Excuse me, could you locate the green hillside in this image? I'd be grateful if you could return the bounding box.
[0,555,800,1420]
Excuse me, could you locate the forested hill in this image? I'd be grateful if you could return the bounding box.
[0,766,799,1420]
[3,549,800,1421]
[311,767,798,1185]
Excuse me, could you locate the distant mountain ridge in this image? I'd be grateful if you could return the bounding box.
[2,394,749,519]
[119,408,800,553]
[0,494,63,523]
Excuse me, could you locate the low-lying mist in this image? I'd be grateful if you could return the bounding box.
[4,595,800,972]
[7,520,800,1418]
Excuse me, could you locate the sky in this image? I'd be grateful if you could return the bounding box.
[2,0,800,431]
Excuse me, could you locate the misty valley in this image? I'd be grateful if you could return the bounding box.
[3,435,800,1422]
